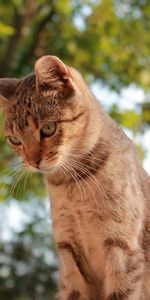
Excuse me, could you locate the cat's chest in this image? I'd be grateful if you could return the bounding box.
[48,182,105,275]
[48,181,102,237]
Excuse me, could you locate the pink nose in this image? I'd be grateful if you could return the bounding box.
[25,145,41,169]
[29,159,41,169]
[34,159,41,168]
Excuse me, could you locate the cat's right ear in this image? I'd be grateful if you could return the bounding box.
[0,78,19,110]
[35,55,74,97]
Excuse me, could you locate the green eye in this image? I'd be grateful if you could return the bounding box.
[9,136,21,145]
[41,122,56,137]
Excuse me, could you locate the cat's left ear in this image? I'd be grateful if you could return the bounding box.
[0,78,19,110]
[35,55,74,97]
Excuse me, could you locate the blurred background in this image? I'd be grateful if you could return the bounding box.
[0,0,150,299]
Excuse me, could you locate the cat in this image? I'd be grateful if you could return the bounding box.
[0,55,150,300]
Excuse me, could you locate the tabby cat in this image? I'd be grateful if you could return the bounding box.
[0,55,150,300]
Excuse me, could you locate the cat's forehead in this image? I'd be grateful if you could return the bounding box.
[4,75,64,131]
[15,74,36,100]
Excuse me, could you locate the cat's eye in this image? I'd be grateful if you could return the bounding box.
[8,136,21,145]
[41,122,56,137]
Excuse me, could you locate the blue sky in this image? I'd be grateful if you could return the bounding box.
[92,82,150,174]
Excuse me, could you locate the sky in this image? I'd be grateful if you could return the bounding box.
[91,82,150,174]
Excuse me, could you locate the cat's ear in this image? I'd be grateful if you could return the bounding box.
[0,78,19,110]
[35,55,73,97]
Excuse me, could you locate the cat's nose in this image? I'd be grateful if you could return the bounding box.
[24,143,42,169]
[35,159,41,168]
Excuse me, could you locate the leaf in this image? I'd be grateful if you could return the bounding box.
[0,22,15,36]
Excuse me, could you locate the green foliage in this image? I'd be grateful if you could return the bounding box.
[0,0,149,89]
[0,1,149,298]
[0,22,15,36]
[109,104,142,133]
[0,0,148,204]
[0,200,58,300]
[142,101,150,127]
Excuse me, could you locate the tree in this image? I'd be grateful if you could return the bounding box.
[0,0,149,199]
[0,1,149,298]
[0,200,58,300]
[0,0,149,88]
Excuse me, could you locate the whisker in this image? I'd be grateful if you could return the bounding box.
[63,159,99,215]
[64,157,108,217]
[10,161,23,168]
[69,164,100,217]
[9,169,23,198]
[58,164,68,183]
[67,153,100,173]
[15,170,26,198]
[0,168,19,191]
[0,168,11,176]
[67,151,105,169]
[67,164,87,205]
[23,172,30,198]
[60,162,85,207]
[67,156,109,203]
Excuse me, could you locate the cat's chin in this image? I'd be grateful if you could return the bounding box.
[23,161,57,175]
[24,165,53,174]
[24,164,40,173]
[39,164,59,175]
[40,168,54,175]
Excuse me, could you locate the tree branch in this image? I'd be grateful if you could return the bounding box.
[0,6,25,77]
[13,8,55,75]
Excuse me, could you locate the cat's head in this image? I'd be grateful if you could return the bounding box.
[0,56,99,176]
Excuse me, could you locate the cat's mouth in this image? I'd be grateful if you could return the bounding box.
[24,163,40,173]
[24,161,57,175]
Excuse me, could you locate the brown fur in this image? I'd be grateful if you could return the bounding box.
[0,55,150,299]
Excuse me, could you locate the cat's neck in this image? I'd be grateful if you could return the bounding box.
[45,100,111,187]
[46,134,109,186]
[45,90,130,193]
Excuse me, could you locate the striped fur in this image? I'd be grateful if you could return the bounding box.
[0,55,150,299]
